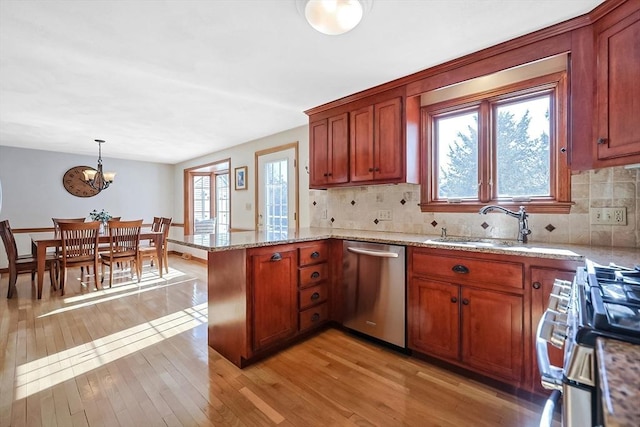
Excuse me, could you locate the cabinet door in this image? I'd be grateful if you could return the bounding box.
[374,97,403,181]
[327,113,349,184]
[250,248,298,351]
[596,12,640,160]
[309,119,329,187]
[461,287,524,382]
[531,268,575,394]
[350,105,375,182]
[408,277,460,360]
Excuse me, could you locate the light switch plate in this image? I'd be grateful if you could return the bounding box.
[590,207,627,225]
[378,209,392,221]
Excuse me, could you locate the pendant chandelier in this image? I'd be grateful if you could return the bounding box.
[83,139,116,192]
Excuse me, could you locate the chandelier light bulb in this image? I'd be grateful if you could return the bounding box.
[304,0,364,35]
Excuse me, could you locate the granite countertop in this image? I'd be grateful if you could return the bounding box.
[596,338,640,427]
[168,227,640,265]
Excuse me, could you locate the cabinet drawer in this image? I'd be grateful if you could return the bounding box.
[299,283,328,310]
[299,263,328,287]
[299,303,328,332]
[412,252,523,289]
[299,241,329,266]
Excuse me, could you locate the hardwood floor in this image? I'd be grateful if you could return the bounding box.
[1,256,552,426]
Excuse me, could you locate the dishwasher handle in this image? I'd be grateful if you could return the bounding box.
[346,247,399,258]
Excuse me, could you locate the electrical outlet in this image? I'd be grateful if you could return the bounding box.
[590,207,627,225]
[378,209,392,221]
[321,209,327,219]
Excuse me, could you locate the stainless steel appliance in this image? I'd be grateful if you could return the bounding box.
[536,259,640,426]
[342,241,406,348]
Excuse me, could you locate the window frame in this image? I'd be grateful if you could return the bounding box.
[183,159,231,234]
[419,72,572,214]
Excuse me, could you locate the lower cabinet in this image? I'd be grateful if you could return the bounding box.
[408,248,525,386]
[409,277,524,383]
[250,246,298,352]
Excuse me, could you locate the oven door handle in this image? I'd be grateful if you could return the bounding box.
[539,390,561,427]
[536,310,564,391]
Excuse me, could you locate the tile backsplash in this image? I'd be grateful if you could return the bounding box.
[310,166,639,248]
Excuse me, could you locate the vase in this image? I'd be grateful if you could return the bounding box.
[99,221,106,235]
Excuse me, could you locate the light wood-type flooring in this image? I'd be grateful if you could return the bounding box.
[1,255,555,426]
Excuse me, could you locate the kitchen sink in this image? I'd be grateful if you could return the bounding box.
[426,237,520,248]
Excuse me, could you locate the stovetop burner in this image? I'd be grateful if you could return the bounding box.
[583,259,640,339]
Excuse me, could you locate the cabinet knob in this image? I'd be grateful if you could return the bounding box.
[311,271,320,279]
[532,281,542,290]
[323,173,328,177]
[311,292,320,300]
[374,167,380,172]
[310,251,320,259]
[452,264,469,274]
[311,313,321,322]
[328,173,332,177]
[597,137,607,145]
[270,253,282,261]
[368,167,374,172]
[462,298,470,305]
[451,296,458,303]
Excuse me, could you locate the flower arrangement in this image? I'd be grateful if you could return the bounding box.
[89,209,112,223]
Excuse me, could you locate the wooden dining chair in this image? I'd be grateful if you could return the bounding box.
[58,221,100,295]
[0,220,58,298]
[52,217,88,276]
[100,219,143,288]
[140,217,171,274]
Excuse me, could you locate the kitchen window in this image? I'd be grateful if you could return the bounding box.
[419,72,571,213]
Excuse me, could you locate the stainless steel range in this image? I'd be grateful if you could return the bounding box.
[536,259,640,427]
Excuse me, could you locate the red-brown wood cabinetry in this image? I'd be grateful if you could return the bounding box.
[408,247,525,386]
[594,8,640,161]
[309,113,349,188]
[350,97,403,183]
[250,246,298,351]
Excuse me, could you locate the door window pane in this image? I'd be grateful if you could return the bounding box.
[265,159,288,238]
[215,173,229,233]
[435,110,479,199]
[495,95,550,197]
[193,175,212,233]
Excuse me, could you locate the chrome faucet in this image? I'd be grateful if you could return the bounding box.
[479,205,531,243]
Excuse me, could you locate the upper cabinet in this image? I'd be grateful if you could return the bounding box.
[594,8,640,161]
[306,87,419,189]
[350,97,403,183]
[309,113,349,188]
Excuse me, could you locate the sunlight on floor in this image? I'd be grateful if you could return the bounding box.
[15,302,207,399]
[38,268,188,318]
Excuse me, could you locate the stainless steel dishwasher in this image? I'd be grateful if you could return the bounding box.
[342,241,406,348]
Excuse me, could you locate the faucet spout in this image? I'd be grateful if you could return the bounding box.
[479,205,531,243]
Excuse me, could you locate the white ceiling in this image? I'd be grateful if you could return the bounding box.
[0,0,604,164]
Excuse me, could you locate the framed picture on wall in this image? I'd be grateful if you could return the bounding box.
[235,166,247,190]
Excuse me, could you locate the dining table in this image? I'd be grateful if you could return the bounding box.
[30,228,165,299]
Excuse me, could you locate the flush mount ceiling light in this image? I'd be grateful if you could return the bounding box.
[83,139,116,192]
[298,0,372,35]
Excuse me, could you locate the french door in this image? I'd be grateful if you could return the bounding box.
[256,144,298,236]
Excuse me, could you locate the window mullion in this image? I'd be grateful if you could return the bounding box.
[478,101,492,202]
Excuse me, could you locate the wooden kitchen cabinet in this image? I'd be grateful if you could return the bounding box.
[297,241,330,332]
[350,97,403,183]
[408,247,525,385]
[309,113,349,188]
[250,246,298,352]
[594,7,640,162]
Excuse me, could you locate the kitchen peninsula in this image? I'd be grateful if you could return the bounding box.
[169,228,640,395]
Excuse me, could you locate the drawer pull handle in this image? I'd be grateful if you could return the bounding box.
[597,137,607,145]
[462,298,470,305]
[310,251,320,259]
[451,297,458,303]
[270,253,282,262]
[311,313,321,322]
[311,271,320,279]
[533,281,541,290]
[452,264,469,274]
[311,292,320,300]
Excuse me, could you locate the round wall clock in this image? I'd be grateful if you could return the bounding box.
[63,166,100,197]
